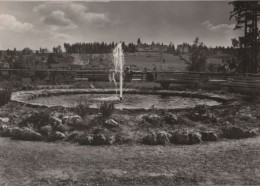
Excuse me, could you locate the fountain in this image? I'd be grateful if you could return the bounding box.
[112,43,125,100]
[11,43,230,110]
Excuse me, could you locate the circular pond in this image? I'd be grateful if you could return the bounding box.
[27,93,221,110]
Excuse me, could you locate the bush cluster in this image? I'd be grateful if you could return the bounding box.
[0,83,12,106]
[99,101,115,118]
[18,110,58,130]
[74,102,90,118]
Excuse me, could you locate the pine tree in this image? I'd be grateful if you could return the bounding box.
[230,1,260,73]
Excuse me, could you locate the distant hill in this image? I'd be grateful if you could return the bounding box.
[125,52,188,71]
[1,51,223,72]
[67,52,189,71]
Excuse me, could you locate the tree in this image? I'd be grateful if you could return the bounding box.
[221,37,244,72]
[187,37,208,72]
[46,54,57,68]
[12,55,24,69]
[137,38,141,45]
[231,38,239,48]
[172,44,176,52]
[230,1,260,73]
[57,45,62,53]
[53,47,58,54]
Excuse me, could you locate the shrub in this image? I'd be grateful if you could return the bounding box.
[11,127,43,141]
[187,37,208,72]
[194,105,208,115]
[18,110,60,131]
[163,111,178,124]
[0,82,12,106]
[99,101,115,119]
[74,102,90,118]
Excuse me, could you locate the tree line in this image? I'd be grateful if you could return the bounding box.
[63,42,138,54]
[63,39,177,54]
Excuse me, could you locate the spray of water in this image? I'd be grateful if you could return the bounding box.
[112,43,124,100]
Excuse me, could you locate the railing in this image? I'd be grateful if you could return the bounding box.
[155,71,260,92]
[155,71,260,81]
[1,68,260,85]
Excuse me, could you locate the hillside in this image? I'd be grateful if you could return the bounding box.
[69,52,222,71]
[11,52,223,72]
[124,52,188,71]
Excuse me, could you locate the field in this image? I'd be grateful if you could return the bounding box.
[21,51,222,72]
[124,52,189,71]
[89,52,222,71]
[69,52,190,71]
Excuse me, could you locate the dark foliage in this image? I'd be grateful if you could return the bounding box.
[99,101,115,119]
[0,83,12,106]
[74,102,91,118]
[18,110,59,131]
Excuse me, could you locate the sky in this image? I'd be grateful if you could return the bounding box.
[0,1,242,50]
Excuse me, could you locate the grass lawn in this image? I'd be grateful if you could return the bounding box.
[0,137,259,185]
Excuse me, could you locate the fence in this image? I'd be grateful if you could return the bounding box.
[1,69,260,93]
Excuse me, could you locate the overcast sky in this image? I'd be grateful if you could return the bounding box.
[0,1,242,50]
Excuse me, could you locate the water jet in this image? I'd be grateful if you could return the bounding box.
[112,43,124,100]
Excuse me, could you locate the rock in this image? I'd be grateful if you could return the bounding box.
[221,126,246,139]
[67,131,83,142]
[164,113,178,125]
[244,128,259,138]
[11,114,18,119]
[106,135,116,145]
[239,113,256,122]
[40,125,52,136]
[170,130,190,145]
[104,119,119,128]
[0,124,11,137]
[11,127,42,141]
[115,135,132,145]
[202,113,217,123]
[53,124,67,132]
[62,115,82,126]
[52,116,62,125]
[189,112,200,121]
[78,134,94,145]
[225,115,234,122]
[143,114,161,124]
[157,131,171,145]
[0,117,9,123]
[52,131,66,141]
[18,111,62,130]
[142,132,157,145]
[92,134,107,145]
[201,131,218,141]
[221,126,258,139]
[194,105,208,115]
[189,132,202,144]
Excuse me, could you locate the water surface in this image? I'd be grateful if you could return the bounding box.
[28,93,221,110]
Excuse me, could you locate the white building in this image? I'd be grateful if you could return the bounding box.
[176,44,189,53]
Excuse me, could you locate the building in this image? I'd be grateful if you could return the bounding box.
[176,44,190,53]
[136,43,168,52]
